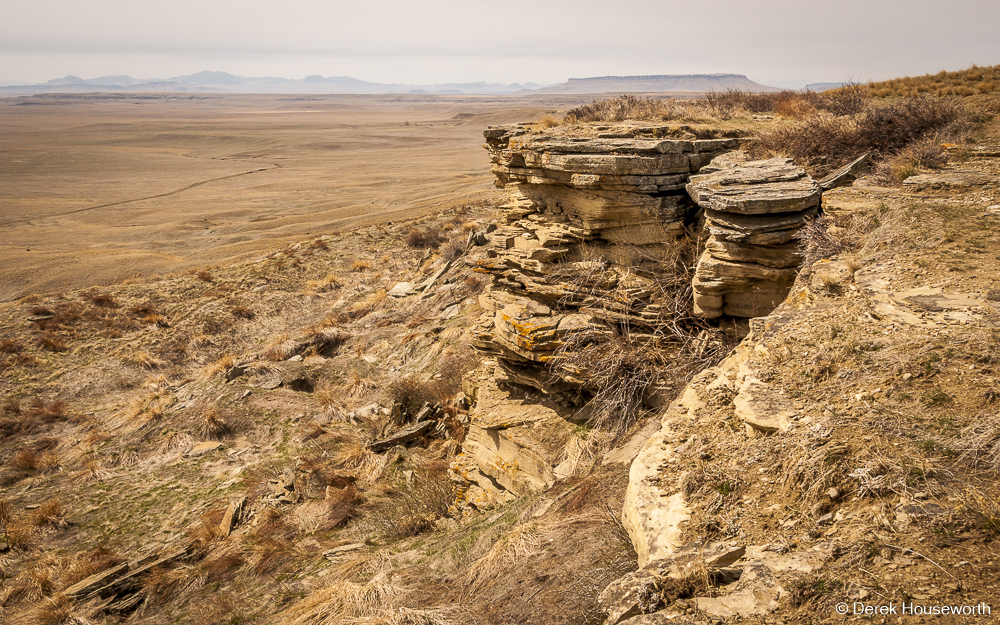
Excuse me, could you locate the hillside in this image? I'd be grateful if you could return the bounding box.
[1,86,999,625]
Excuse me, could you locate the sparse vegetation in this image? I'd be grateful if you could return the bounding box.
[405,227,446,249]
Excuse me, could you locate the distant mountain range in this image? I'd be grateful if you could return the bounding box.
[0,71,781,96]
[0,71,550,96]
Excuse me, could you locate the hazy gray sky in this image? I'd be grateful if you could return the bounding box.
[2,0,998,87]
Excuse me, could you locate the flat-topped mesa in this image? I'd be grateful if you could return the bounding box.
[687,155,821,319]
[476,124,737,391]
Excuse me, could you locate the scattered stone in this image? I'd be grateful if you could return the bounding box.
[369,420,434,452]
[818,152,870,190]
[218,495,247,537]
[323,543,365,561]
[387,282,418,297]
[902,171,990,189]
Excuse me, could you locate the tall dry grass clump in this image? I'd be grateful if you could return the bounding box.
[563,95,717,124]
[745,95,976,177]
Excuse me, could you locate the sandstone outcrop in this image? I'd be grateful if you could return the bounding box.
[451,359,583,508]
[476,125,737,391]
[451,126,737,505]
[687,155,820,320]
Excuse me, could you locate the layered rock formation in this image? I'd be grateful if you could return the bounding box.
[476,125,737,387]
[452,125,738,507]
[687,155,820,319]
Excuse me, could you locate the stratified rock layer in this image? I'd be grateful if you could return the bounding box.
[478,125,737,387]
[452,125,736,507]
[687,155,820,319]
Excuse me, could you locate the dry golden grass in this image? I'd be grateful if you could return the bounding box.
[274,575,403,625]
[200,353,236,379]
[864,64,1000,98]
[351,259,372,272]
[125,351,164,370]
[464,521,544,594]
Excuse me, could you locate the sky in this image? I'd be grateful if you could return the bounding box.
[2,0,999,88]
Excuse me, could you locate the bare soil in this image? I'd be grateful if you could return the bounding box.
[0,93,592,302]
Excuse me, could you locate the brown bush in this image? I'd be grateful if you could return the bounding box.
[872,137,950,184]
[0,338,23,354]
[387,377,447,416]
[230,304,255,320]
[201,409,233,440]
[30,499,66,528]
[35,332,67,352]
[1,399,72,441]
[565,94,671,122]
[405,228,446,249]
[197,270,214,282]
[745,96,973,176]
[82,290,119,308]
[706,89,824,117]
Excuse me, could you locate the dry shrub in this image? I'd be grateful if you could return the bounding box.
[0,338,23,354]
[188,508,227,545]
[62,546,125,586]
[706,89,828,118]
[872,136,950,184]
[1,399,71,441]
[11,449,39,471]
[6,520,37,551]
[141,565,196,607]
[439,239,467,261]
[951,413,1000,471]
[565,95,668,123]
[230,304,255,320]
[746,96,974,176]
[243,535,294,575]
[405,228,445,249]
[957,488,1000,534]
[196,270,214,282]
[201,409,232,440]
[387,377,447,416]
[823,81,871,116]
[35,332,67,352]
[368,469,454,539]
[797,200,943,271]
[551,234,733,440]
[125,351,164,370]
[30,499,66,528]
[293,487,364,533]
[465,521,544,594]
[537,114,559,128]
[351,259,373,272]
[200,353,236,379]
[81,291,118,308]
